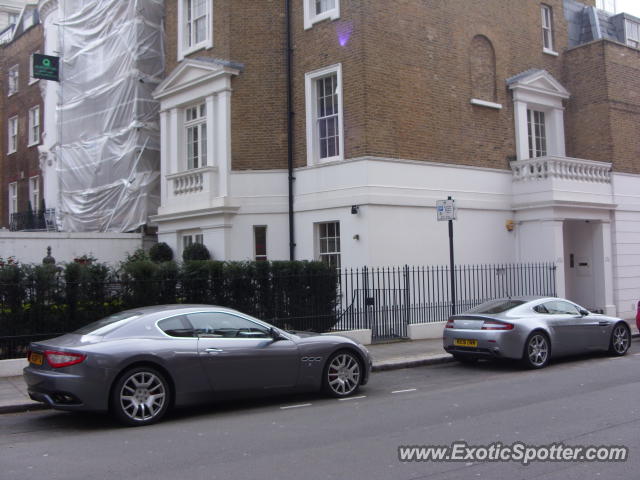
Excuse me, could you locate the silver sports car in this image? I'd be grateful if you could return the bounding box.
[24,305,371,426]
[443,296,632,368]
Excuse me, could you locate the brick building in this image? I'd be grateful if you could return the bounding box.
[0,4,43,230]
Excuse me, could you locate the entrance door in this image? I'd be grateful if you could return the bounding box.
[563,220,599,311]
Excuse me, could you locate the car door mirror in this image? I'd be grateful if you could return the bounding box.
[579,309,589,317]
[269,327,285,341]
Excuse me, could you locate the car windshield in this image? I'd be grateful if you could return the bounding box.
[466,299,526,314]
[73,311,143,335]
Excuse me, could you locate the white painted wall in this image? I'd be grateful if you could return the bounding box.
[0,231,148,265]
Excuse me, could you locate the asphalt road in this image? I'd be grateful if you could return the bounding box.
[1,342,639,480]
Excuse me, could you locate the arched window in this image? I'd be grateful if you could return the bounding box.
[469,35,497,105]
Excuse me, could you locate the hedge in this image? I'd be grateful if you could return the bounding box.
[0,260,339,359]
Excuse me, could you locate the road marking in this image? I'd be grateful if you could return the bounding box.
[338,395,367,401]
[391,388,417,394]
[280,403,312,410]
[633,353,640,356]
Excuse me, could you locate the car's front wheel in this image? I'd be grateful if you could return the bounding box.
[322,350,362,398]
[608,323,631,356]
[111,366,171,426]
[522,332,550,369]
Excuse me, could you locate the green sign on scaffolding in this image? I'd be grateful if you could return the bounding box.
[32,53,59,82]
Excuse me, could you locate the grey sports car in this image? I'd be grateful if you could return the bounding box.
[24,305,371,426]
[443,296,632,368]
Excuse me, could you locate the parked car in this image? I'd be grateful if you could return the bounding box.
[24,305,371,426]
[443,296,631,368]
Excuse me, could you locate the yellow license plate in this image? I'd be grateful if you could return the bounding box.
[454,338,478,348]
[29,352,43,366]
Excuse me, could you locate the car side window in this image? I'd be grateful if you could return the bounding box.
[158,315,195,337]
[542,301,581,315]
[186,312,270,338]
[533,304,549,314]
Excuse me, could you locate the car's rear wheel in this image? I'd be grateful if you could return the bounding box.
[111,367,170,426]
[522,332,550,369]
[608,323,630,356]
[322,350,362,398]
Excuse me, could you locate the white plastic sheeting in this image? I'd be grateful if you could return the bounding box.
[56,0,164,232]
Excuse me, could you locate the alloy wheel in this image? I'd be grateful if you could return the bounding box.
[119,371,167,423]
[326,353,361,396]
[612,325,630,355]
[527,334,549,368]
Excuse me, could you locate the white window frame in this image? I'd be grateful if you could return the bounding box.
[8,182,18,217]
[184,102,207,170]
[8,65,19,96]
[181,231,204,255]
[305,63,344,165]
[253,225,267,261]
[596,0,616,13]
[527,109,547,158]
[541,5,557,55]
[29,51,40,85]
[8,116,18,154]
[8,12,19,25]
[177,0,213,61]
[316,221,341,269]
[304,0,340,30]
[625,19,640,49]
[28,106,40,146]
[29,176,39,211]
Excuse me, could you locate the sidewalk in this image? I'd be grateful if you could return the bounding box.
[0,338,451,414]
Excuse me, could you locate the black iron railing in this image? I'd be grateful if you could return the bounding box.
[9,209,57,231]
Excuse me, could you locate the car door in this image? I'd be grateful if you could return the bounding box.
[542,300,595,355]
[187,311,300,392]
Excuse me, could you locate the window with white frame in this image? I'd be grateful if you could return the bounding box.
[541,5,555,53]
[8,182,18,217]
[29,51,40,84]
[29,176,39,211]
[185,103,207,169]
[28,106,40,146]
[182,232,204,250]
[305,64,343,165]
[8,116,18,154]
[8,65,18,95]
[527,109,547,158]
[178,0,212,59]
[317,221,341,269]
[304,0,340,29]
[626,20,640,49]
[8,13,19,25]
[253,226,267,261]
[596,0,616,13]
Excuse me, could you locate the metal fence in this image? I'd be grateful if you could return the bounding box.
[336,263,556,341]
[0,262,556,358]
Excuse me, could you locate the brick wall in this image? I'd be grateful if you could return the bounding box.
[0,23,43,228]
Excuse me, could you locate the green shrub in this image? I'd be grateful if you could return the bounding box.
[182,243,211,261]
[149,242,173,263]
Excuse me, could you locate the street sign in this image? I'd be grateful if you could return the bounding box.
[32,53,59,82]
[436,198,456,221]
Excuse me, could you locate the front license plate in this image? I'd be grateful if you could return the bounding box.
[454,338,478,348]
[29,352,43,366]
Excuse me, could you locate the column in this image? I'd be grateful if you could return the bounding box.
[216,89,232,198]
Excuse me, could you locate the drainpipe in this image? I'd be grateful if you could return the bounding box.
[285,0,295,260]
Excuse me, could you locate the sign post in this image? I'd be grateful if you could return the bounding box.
[436,197,457,315]
[32,53,60,82]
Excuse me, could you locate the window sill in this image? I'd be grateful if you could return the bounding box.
[28,141,40,147]
[28,79,39,85]
[470,98,503,110]
[543,48,559,57]
[304,9,340,30]
[7,151,16,155]
[178,41,212,61]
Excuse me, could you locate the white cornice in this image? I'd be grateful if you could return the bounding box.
[38,0,58,22]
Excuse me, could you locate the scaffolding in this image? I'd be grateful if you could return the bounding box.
[55,0,164,232]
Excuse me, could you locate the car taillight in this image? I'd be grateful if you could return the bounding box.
[481,320,514,330]
[445,319,455,329]
[44,350,86,368]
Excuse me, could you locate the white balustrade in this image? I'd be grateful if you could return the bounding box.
[511,156,611,183]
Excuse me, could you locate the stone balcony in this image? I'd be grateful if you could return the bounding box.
[161,166,219,214]
[510,156,614,210]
